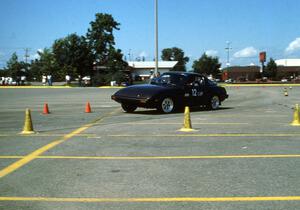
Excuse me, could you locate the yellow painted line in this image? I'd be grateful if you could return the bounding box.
[98,86,124,89]
[122,122,249,125]
[1,84,299,88]
[1,196,300,202]
[0,86,71,89]
[202,115,286,118]
[221,83,300,87]
[2,154,300,160]
[0,135,74,178]
[109,133,300,137]
[0,109,120,179]
[0,134,96,137]
[30,154,300,160]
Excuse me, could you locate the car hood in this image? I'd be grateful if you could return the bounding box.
[113,84,173,99]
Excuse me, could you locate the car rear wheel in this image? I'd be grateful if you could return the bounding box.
[208,95,220,110]
[121,104,137,113]
[158,97,175,113]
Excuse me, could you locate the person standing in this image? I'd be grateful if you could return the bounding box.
[42,74,47,86]
[16,76,21,86]
[47,74,52,86]
[65,74,71,85]
[1,77,4,85]
[78,75,82,87]
[4,77,9,85]
[21,75,26,85]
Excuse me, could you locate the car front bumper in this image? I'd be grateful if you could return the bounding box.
[111,95,156,108]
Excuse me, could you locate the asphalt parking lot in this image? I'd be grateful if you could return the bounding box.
[0,85,300,210]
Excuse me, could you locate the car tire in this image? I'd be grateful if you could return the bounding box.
[158,97,175,113]
[207,95,220,110]
[121,104,137,113]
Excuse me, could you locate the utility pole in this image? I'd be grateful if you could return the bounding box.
[225,41,232,67]
[24,48,30,64]
[154,0,159,77]
[128,49,131,61]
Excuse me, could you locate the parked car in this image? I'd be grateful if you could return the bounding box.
[111,72,228,113]
[225,78,233,83]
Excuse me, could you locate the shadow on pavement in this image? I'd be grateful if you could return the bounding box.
[129,106,234,115]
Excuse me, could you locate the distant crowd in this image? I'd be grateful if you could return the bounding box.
[1,74,91,86]
[42,74,53,86]
[1,76,26,86]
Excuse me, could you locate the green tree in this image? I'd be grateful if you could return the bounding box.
[30,48,60,81]
[161,47,189,71]
[87,13,120,65]
[192,53,221,77]
[264,58,277,79]
[87,13,128,85]
[105,48,128,84]
[6,53,21,79]
[8,13,128,85]
[52,33,93,78]
[0,68,9,77]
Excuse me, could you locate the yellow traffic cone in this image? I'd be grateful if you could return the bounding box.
[20,109,35,134]
[291,104,300,126]
[179,106,196,132]
[284,88,288,96]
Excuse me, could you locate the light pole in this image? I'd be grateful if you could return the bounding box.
[225,41,232,67]
[154,0,159,77]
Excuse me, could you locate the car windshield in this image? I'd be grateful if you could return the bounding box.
[207,79,217,86]
[151,74,187,86]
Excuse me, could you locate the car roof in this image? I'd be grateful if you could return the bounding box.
[162,71,205,77]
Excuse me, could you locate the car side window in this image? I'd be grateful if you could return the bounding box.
[195,76,205,85]
[186,76,194,85]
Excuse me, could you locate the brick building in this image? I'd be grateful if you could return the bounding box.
[222,61,300,82]
[221,66,260,81]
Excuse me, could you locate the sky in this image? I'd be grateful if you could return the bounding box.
[0,0,300,69]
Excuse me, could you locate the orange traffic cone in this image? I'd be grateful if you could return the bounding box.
[43,103,50,114]
[85,102,92,113]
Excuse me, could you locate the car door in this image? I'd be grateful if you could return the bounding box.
[192,76,207,105]
[184,75,205,106]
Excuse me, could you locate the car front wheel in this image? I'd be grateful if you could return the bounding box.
[158,97,175,113]
[208,95,220,110]
[121,104,137,113]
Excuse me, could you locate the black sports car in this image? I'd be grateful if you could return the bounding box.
[111,72,228,113]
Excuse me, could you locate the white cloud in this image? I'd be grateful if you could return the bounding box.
[31,49,43,60]
[32,54,40,60]
[285,37,300,53]
[234,47,258,58]
[205,50,218,56]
